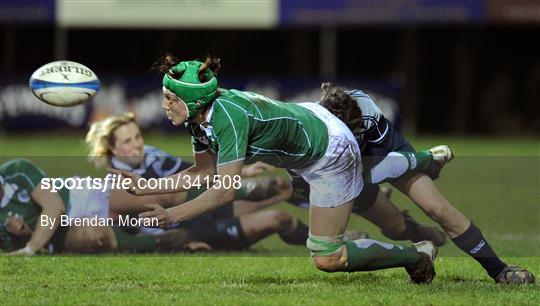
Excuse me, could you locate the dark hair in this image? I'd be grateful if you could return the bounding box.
[319,82,363,136]
[152,54,221,82]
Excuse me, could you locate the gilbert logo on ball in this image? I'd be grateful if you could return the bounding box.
[29,60,100,107]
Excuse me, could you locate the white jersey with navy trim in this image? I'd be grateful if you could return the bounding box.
[347,90,389,146]
[110,145,191,179]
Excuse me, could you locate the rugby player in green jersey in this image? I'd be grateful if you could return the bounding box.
[117,55,450,283]
[0,159,210,255]
[0,159,69,255]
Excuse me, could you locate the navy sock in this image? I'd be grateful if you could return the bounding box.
[451,222,507,278]
[279,221,309,245]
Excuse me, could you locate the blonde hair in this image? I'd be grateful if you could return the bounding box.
[85,112,137,168]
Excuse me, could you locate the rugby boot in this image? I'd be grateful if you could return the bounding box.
[406,240,438,284]
[495,265,535,284]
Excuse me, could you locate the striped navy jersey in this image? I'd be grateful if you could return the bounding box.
[347,90,389,146]
[110,145,191,179]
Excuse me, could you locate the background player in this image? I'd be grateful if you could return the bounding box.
[0,158,207,255]
[86,112,309,251]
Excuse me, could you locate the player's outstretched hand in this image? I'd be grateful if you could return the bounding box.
[139,203,177,228]
[107,168,148,196]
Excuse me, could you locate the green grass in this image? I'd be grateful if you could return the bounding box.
[0,133,539,305]
[2,256,538,305]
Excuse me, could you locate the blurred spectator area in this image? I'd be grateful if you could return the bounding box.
[0,0,539,134]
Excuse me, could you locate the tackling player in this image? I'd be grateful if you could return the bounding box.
[316,83,535,284]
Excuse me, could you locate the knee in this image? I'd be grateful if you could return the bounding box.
[312,253,347,272]
[307,235,348,272]
[65,226,111,253]
[266,210,295,231]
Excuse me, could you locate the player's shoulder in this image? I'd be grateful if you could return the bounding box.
[144,145,169,157]
[347,89,372,99]
[212,91,251,120]
[214,90,250,108]
[0,158,45,176]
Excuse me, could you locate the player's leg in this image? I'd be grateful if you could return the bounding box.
[199,210,308,250]
[354,185,446,246]
[64,225,193,253]
[392,172,534,284]
[308,201,436,283]
[368,147,450,184]
[232,176,294,217]
[64,225,118,253]
[109,188,189,215]
[238,210,308,246]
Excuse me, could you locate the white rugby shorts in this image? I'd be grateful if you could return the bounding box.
[292,103,363,208]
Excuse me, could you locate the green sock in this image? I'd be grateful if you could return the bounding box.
[345,239,420,271]
[113,228,157,253]
[398,150,434,172]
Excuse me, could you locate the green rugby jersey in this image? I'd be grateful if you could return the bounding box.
[0,159,69,251]
[188,89,329,169]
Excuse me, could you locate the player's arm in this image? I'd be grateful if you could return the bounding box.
[139,160,243,226]
[6,183,65,255]
[110,148,217,196]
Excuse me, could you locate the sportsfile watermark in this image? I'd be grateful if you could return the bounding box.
[40,173,243,193]
[1,155,538,257]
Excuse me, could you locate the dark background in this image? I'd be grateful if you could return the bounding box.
[1,1,539,135]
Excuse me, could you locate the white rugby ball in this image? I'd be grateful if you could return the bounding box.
[29,60,100,107]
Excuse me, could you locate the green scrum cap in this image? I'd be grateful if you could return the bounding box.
[162,60,218,119]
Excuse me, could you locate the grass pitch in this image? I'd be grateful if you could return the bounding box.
[0,132,539,305]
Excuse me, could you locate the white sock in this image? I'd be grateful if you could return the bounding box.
[370,152,410,184]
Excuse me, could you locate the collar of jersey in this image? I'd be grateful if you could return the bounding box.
[110,146,153,175]
[198,103,215,140]
[204,102,214,123]
[1,180,17,208]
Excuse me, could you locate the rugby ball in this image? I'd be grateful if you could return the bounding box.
[29,60,100,107]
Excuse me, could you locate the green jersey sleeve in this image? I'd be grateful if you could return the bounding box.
[0,159,46,193]
[212,99,250,165]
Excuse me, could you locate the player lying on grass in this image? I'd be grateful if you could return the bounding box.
[86,112,310,251]
[0,158,199,255]
[312,83,535,284]
[116,55,448,284]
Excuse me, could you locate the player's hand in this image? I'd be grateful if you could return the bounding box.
[139,204,178,228]
[5,245,35,256]
[184,241,212,252]
[241,161,275,177]
[274,177,293,201]
[107,168,148,196]
[4,213,32,237]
